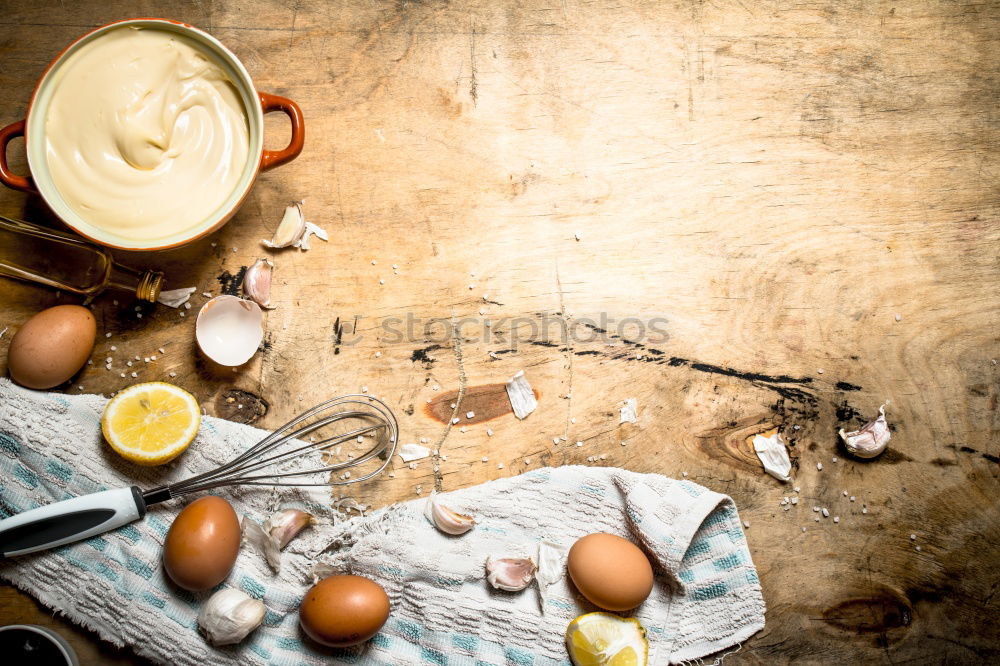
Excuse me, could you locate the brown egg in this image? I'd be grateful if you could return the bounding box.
[7,305,96,389]
[163,496,241,591]
[300,575,390,647]
[567,533,654,611]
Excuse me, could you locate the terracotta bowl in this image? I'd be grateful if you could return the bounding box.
[0,18,304,251]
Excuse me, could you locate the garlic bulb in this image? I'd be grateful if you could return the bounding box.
[198,588,265,646]
[839,404,890,459]
[266,508,315,549]
[242,258,275,309]
[262,202,306,249]
[424,491,475,535]
[486,556,536,591]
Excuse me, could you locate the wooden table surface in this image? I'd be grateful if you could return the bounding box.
[1,1,998,663]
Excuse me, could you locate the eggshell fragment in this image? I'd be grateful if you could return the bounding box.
[300,575,390,647]
[163,496,241,591]
[567,533,654,611]
[195,296,263,366]
[8,305,95,389]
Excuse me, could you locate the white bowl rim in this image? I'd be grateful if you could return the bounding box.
[24,18,264,251]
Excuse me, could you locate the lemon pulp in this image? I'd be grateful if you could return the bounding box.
[566,612,648,666]
[101,382,200,466]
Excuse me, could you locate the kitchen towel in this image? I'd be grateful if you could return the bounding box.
[0,378,765,665]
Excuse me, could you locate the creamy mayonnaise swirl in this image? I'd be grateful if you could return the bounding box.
[44,27,249,242]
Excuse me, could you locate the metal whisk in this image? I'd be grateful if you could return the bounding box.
[0,395,399,558]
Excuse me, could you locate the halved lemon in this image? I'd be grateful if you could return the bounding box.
[102,382,200,466]
[566,612,649,666]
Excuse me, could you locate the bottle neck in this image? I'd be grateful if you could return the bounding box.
[108,263,163,302]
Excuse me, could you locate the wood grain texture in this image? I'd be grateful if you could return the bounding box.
[0,1,998,663]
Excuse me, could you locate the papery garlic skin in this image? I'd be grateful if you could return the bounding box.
[424,491,475,535]
[243,258,275,309]
[198,588,265,646]
[261,202,306,249]
[157,286,197,308]
[266,509,315,549]
[536,540,568,612]
[296,221,328,250]
[840,404,891,459]
[486,556,537,591]
[752,432,791,482]
[242,514,282,572]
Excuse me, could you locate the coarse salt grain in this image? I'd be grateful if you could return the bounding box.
[482,456,488,462]
[822,508,830,517]
[487,429,494,436]
[130,372,137,378]
[497,463,504,469]
[466,411,475,419]
[833,516,840,523]
[743,521,750,528]
[576,441,583,447]
[817,462,823,470]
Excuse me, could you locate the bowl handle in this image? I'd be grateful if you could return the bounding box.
[0,120,34,192]
[258,92,304,171]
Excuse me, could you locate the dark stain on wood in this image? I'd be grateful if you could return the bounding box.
[948,444,999,464]
[835,381,863,391]
[410,344,444,368]
[929,457,957,467]
[215,388,269,424]
[835,400,863,422]
[822,594,912,634]
[217,267,247,296]
[424,382,540,424]
[333,317,343,355]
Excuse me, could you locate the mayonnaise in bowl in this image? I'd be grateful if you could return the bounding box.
[43,26,250,243]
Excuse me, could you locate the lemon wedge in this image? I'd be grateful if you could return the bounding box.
[566,612,649,666]
[102,382,200,466]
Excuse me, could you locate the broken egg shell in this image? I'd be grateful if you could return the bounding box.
[243,258,275,309]
[196,295,264,367]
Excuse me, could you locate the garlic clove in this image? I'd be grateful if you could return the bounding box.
[839,404,891,459]
[243,258,275,309]
[195,295,264,367]
[265,508,315,550]
[486,556,537,591]
[262,202,306,249]
[197,588,265,646]
[241,514,282,572]
[424,491,475,535]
